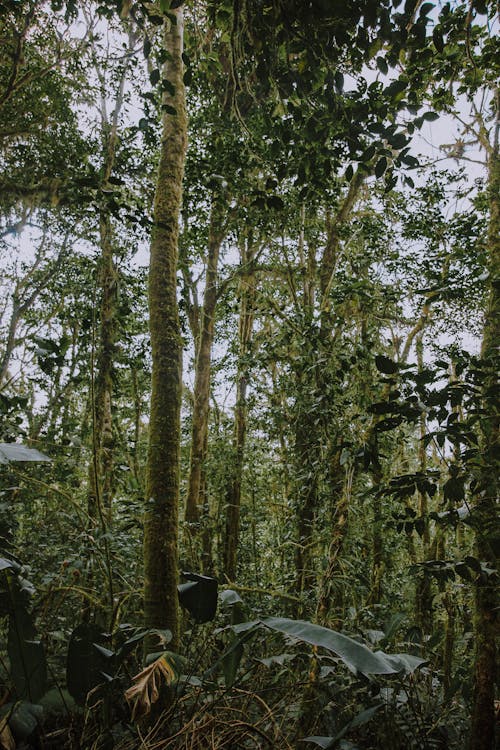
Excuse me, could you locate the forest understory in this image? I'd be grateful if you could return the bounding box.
[0,0,498,748]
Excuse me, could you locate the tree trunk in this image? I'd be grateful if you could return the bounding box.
[469,107,499,750]
[144,7,187,651]
[222,236,256,582]
[185,197,225,529]
[88,207,117,524]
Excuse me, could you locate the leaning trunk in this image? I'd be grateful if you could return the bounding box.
[144,7,187,651]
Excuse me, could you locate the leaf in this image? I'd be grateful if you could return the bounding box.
[334,704,385,743]
[260,618,404,675]
[0,444,50,464]
[257,652,297,667]
[301,738,335,749]
[1,702,43,742]
[433,28,444,53]
[422,111,439,121]
[38,687,76,717]
[205,626,256,687]
[178,572,218,623]
[376,56,388,75]
[143,37,151,59]
[219,589,243,606]
[66,623,110,705]
[376,653,427,674]
[162,104,177,115]
[375,355,398,374]
[375,157,387,178]
[385,78,408,99]
[0,718,14,750]
[221,634,246,688]
[149,68,160,86]
[0,558,16,572]
[419,2,434,16]
[267,195,284,210]
[8,607,47,702]
[162,78,176,96]
[124,654,176,720]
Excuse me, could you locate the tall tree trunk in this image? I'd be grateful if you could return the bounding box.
[469,103,499,750]
[294,177,364,607]
[88,207,117,524]
[185,197,225,530]
[414,333,432,632]
[87,28,135,523]
[144,7,187,650]
[222,236,256,582]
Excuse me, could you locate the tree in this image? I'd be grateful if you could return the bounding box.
[143,3,187,650]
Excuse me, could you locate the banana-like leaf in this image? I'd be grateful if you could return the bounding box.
[259,618,426,676]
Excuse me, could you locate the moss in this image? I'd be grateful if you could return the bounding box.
[144,7,188,652]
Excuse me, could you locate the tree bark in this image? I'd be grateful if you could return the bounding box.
[469,104,499,750]
[144,7,187,651]
[222,235,256,582]
[185,197,225,529]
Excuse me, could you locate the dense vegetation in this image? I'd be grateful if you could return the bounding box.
[0,1,498,748]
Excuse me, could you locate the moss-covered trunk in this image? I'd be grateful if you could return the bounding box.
[87,31,134,525]
[469,111,499,750]
[144,7,187,650]
[88,207,117,525]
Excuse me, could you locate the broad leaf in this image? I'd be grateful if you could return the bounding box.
[0,444,50,464]
[178,572,218,623]
[375,355,398,374]
[66,624,110,705]
[260,618,406,675]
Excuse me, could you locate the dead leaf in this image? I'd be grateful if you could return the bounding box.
[0,718,15,750]
[124,654,176,720]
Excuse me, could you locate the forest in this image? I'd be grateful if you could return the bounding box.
[0,0,498,748]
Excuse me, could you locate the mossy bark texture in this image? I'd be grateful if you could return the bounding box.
[144,8,187,651]
[469,116,499,750]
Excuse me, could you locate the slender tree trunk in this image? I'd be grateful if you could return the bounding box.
[144,7,187,650]
[222,236,256,581]
[88,208,117,523]
[414,333,433,632]
[316,460,352,626]
[185,197,225,528]
[293,176,364,605]
[86,26,133,525]
[469,107,499,750]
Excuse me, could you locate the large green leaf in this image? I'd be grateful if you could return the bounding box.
[259,618,425,675]
[8,606,47,702]
[178,572,218,623]
[66,623,111,705]
[0,701,43,742]
[303,704,384,747]
[0,443,51,464]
